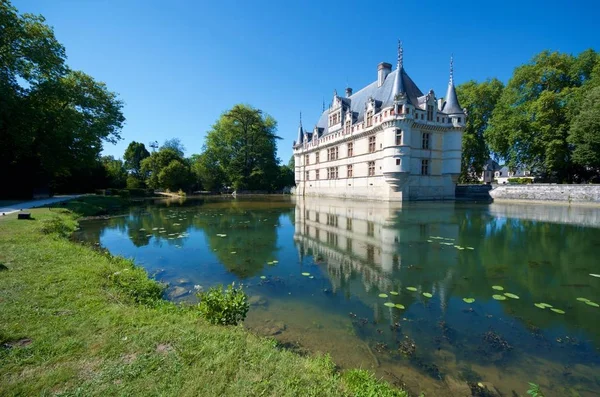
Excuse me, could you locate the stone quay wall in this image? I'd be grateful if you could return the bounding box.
[490,184,600,204]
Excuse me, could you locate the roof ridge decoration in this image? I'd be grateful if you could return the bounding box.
[442,55,463,115]
[392,39,409,105]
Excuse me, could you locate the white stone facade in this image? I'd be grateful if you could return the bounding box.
[293,44,465,201]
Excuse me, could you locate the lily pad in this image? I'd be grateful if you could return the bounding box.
[309,276,314,279]
[576,297,590,302]
[378,293,388,298]
[504,293,520,299]
[272,260,279,264]
[539,303,553,308]
[406,287,417,292]
[534,303,546,309]
[395,304,405,309]
[550,308,565,314]
[260,276,266,279]
[389,291,399,296]
[590,273,600,278]
[466,247,475,250]
[384,302,396,308]
[492,286,504,291]
[492,294,507,301]
[267,261,274,265]
[301,272,310,276]
[585,301,599,307]
[422,292,433,298]
[463,298,475,304]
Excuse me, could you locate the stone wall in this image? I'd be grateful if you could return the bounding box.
[455,184,492,201]
[490,184,600,203]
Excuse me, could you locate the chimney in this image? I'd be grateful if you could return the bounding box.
[438,97,444,111]
[377,62,392,87]
[345,87,353,97]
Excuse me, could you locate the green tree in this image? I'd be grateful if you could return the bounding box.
[486,50,597,182]
[456,79,504,182]
[202,104,280,191]
[568,86,600,176]
[101,156,127,188]
[161,138,185,157]
[0,1,124,197]
[123,141,150,178]
[140,147,192,190]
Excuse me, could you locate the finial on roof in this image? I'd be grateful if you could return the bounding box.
[299,111,302,125]
[296,111,304,144]
[449,55,454,85]
[333,89,337,97]
[322,98,325,112]
[397,39,403,70]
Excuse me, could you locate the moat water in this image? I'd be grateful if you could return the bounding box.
[75,196,600,396]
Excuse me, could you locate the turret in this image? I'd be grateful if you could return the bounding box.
[442,56,464,115]
[296,112,304,144]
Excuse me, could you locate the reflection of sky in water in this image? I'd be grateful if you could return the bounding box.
[76,197,600,397]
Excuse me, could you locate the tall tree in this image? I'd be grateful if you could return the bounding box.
[567,86,600,177]
[140,148,192,191]
[485,50,597,182]
[123,141,150,178]
[101,155,127,188]
[161,138,185,157]
[202,104,280,191]
[456,78,504,182]
[0,1,124,197]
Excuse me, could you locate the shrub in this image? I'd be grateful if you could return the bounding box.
[508,177,533,184]
[197,283,249,325]
[41,215,76,238]
[108,259,164,305]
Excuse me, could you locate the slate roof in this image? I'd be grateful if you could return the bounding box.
[315,68,424,137]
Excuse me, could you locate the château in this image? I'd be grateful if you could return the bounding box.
[293,42,465,201]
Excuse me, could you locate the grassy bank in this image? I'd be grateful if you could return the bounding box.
[0,201,408,396]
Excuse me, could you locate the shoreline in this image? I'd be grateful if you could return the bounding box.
[0,199,408,396]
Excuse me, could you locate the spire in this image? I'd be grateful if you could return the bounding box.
[397,39,403,70]
[392,39,407,102]
[443,55,463,115]
[296,112,304,144]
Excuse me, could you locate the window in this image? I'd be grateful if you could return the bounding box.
[316,169,320,179]
[305,154,309,165]
[367,221,374,237]
[347,164,353,178]
[436,116,439,122]
[421,159,429,175]
[327,147,338,161]
[366,244,375,262]
[366,111,373,127]
[368,136,376,153]
[328,167,338,179]
[422,133,430,149]
[395,129,402,145]
[458,117,462,123]
[345,119,351,133]
[368,161,375,176]
[305,170,309,180]
[396,159,401,166]
[327,214,338,227]
[347,142,353,157]
[427,105,434,121]
[346,218,353,231]
[315,151,319,163]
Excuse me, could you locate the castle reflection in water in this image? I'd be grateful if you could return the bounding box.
[292,197,463,310]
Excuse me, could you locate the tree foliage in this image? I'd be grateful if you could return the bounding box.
[485,50,598,182]
[123,141,150,178]
[568,86,600,175]
[140,147,192,191]
[202,104,280,191]
[0,1,124,197]
[456,78,504,182]
[101,156,127,188]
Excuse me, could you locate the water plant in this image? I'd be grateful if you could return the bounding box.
[504,293,520,299]
[550,308,565,314]
[197,283,249,326]
[302,272,310,276]
[422,292,433,298]
[389,291,399,295]
[378,293,388,298]
[395,304,405,309]
[492,294,507,300]
[527,382,545,397]
[463,298,475,303]
[406,287,417,292]
[585,301,599,307]
[384,302,396,308]
[492,285,504,291]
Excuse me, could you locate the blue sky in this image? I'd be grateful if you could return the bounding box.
[13,0,600,164]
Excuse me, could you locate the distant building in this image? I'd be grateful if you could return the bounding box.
[494,166,534,184]
[478,159,502,183]
[293,42,466,201]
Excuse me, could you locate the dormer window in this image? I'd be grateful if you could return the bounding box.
[427,105,434,121]
[345,119,351,133]
[366,111,373,127]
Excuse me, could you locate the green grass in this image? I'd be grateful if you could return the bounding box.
[0,207,408,396]
[49,195,131,217]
